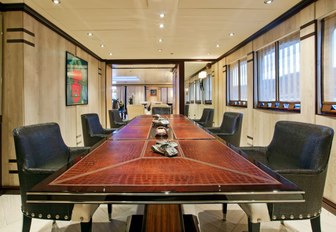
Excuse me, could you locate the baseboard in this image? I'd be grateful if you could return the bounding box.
[323,197,336,216]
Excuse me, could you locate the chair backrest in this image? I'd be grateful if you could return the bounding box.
[203,108,214,127]
[219,112,243,146]
[109,109,123,128]
[81,113,105,146]
[184,104,189,117]
[198,108,210,122]
[152,106,171,115]
[13,123,72,213]
[267,121,334,170]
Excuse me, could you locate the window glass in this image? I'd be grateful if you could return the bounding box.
[258,44,276,101]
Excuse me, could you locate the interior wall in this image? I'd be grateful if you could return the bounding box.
[206,0,336,205]
[1,11,106,186]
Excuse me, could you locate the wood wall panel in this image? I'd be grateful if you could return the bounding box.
[2,11,25,186]
[1,11,106,186]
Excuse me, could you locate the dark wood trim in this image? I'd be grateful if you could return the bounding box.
[7,39,34,47]
[0,3,102,61]
[8,159,16,163]
[300,20,316,30]
[323,197,336,216]
[107,59,215,65]
[9,170,18,174]
[300,32,316,41]
[247,59,254,63]
[0,115,2,189]
[247,135,253,140]
[178,62,185,115]
[247,51,254,56]
[216,0,317,62]
[7,27,35,36]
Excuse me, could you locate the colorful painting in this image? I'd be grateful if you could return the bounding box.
[150,89,157,96]
[66,52,88,106]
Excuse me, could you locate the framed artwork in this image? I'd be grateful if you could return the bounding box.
[66,52,88,106]
[150,89,157,96]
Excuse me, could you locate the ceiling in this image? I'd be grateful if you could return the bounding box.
[4,0,303,60]
[2,0,303,84]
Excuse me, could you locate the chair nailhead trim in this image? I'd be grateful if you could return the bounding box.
[314,212,317,216]
[26,212,29,216]
[55,215,60,219]
[299,214,303,219]
[64,215,69,220]
[290,215,294,219]
[307,214,311,218]
[31,213,35,217]
[47,214,51,219]
[38,214,42,218]
[272,216,277,220]
[281,215,285,220]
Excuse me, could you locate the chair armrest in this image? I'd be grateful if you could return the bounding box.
[277,168,324,176]
[24,167,55,175]
[103,128,114,134]
[241,146,268,154]
[69,146,90,162]
[216,132,235,136]
[240,146,268,164]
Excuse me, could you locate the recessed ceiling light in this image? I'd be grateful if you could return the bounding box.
[229,32,235,37]
[158,49,162,52]
[52,0,61,4]
[216,44,220,48]
[160,13,165,18]
[159,23,164,29]
[264,0,273,4]
[87,32,93,36]
[159,38,163,43]
[109,52,113,56]
[100,44,104,48]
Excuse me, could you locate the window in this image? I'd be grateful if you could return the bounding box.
[321,14,336,114]
[227,59,247,106]
[195,80,201,104]
[189,82,195,103]
[203,74,212,104]
[256,32,300,111]
[160,87,173,104]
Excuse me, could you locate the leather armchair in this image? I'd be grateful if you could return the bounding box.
[193,108,214,127]
[109,109,127,129]
[13,122,95,232]
[81,113,114,147]
[152,106,171,115]
[207,112,243,146]
[184,104,189,117]
[236,121,334,232]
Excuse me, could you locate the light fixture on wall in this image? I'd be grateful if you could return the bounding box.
[264,0,273,4]
[198,71,207,79]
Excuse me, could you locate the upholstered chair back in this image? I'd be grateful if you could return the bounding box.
[203,108,214,127]
[267,121,333,170]
[219,112,243,146]
[81,113,111,147]
[13,123,74,225]
[184,104,189,117]
[152,107,171,115]
[109,109,123,128]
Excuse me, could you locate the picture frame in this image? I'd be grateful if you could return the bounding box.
[66,52,88,106]
[150,89,157,96]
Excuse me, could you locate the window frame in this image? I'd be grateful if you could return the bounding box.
[255,32,301,112]
[203,74,213,105]
[227,58,248,107]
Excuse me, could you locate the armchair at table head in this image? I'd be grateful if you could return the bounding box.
[237,121,334,232]
[151,106,171,115]
[109,109,128,129]
[81,113,114,147]
[207,112,243,147]
[13,122,95,232]
[193,108,214,127]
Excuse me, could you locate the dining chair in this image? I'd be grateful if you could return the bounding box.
[231,121,334,232]
[193,108,214,127]
[206,112,243,147]
[109,109,128,129]
[152,106,171,115]
[13,122,97,232]
[81,113,114,147]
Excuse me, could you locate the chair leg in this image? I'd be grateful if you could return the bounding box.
[247,218,260,232]
[22,214,32,232]
[310,216,321,232]
[80,218,92,232]
[107,204,113,221]
[222,203,228,221]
